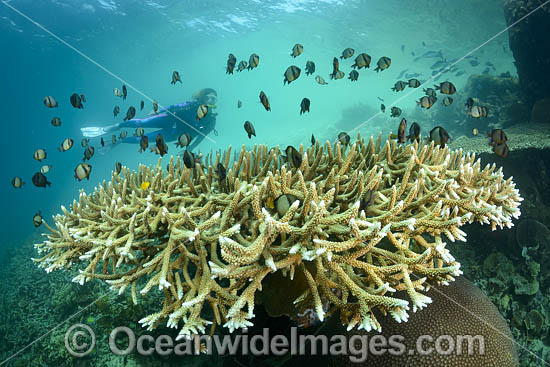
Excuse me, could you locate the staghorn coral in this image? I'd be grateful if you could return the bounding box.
[33,134,522,340]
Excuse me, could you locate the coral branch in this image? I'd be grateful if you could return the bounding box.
[33,135,522,335]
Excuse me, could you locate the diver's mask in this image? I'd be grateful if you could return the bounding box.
[204,93,217,108]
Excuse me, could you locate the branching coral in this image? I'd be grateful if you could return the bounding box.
[33,134,522,339]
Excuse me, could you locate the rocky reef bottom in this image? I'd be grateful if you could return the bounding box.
[448,124,550,365]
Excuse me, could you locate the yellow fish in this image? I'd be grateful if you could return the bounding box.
[140,181,150,190]
[266,197,275,209]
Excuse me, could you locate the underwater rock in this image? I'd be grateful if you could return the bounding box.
[483,252,514,276]
[503,0,550,112]
[415,73,525,140]
[515,218,550,250]
[506,100,530,125]
[530,97,550,124]
[461,74,525,129]
[512,274,539,295]
[525,310,544,339]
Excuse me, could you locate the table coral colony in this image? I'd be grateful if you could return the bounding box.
[33,134,522,340]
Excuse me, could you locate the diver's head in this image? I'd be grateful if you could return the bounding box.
[192,88,217,107]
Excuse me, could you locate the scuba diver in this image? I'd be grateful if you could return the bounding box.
[80,88,218,152]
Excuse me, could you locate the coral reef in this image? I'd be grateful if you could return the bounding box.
[0,239,213,367]
[449,123,550,154]
[460,74,528,129]
[451,230,550,365]
[409,73,527,143]
[450,127,550,225]
[444,143,550,366]
[0,238,109,366]
[503,0,550,112]
[314,277,518,366]
[33,136,522,340]
[222,277,519,367]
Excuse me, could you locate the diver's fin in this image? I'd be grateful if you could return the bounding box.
[80,127,108,138]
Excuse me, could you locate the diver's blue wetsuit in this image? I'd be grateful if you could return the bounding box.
[118,100,216,152]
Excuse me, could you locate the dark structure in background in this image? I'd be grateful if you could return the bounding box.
[503,0,550,121]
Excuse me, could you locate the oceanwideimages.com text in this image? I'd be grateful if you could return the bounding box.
[65,324,486,362]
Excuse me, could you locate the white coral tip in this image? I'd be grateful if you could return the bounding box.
[382,282,396,293]
[159,278,171,289]
[412,294,432,312]
[390,307,409,323]
[266,257,276,272]
[380,223,391,234]
[289,244,300,254]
